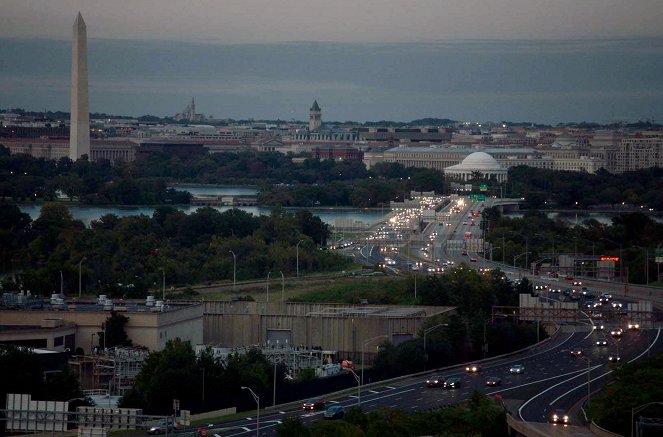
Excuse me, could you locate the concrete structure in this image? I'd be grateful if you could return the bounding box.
[70,12,90,161]
[444,151,508,182]
[202,301,454,363]
[0,298,203,353]
[309,100,322,132]
[0,138,136,164]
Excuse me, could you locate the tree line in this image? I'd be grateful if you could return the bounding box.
[0,202,349,297]
[483,209,663,284]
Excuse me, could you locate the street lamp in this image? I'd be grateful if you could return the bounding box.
[266,271,271,303]
[296,240,303,277]
[240,386,259,437]
[600,237,623,285]
[229,250,236,291]
[360,334,390,404]
[488,246,501,262]
[513,251,531,269]
[78,257,87,298]
[60,270,64,295]
[161,268,165,301]
[280,271,284,301]
[423,323,449,368]
[347,368,361,405]
[631,402,663,437]
[563,350,591,408]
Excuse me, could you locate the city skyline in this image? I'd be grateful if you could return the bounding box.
[1,3,662,124]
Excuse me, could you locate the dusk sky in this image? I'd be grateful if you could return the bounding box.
[1,0,663,123]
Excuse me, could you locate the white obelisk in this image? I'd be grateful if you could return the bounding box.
[70,12,90,160]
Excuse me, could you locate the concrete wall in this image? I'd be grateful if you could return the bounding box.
[203,301,453,361]
[0,303,203,353]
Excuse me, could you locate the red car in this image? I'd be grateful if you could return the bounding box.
[303,399,326,410]
[470,257,478,262]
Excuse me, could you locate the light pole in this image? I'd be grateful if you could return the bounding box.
[488,246,501,262]
[423,323,448,368]
[631,402,663,437]
[360,334,390,404]
[241,386,259,437]
[78,257,86,298]
[161,268,165,301]
[296,240,303,277]
[60,270,64,295]
[347,368,361,405]
[513,251,531,277]
[266,271,271,303]
[229,250,236,291]
[280,271,284,301]
[632,245,648,283]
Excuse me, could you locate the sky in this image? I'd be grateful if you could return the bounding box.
[1,0,663,123]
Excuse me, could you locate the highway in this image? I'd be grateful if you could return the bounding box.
[190,195,662,436]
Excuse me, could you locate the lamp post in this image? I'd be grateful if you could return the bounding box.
[229,250,236,291]
[266,271,271,303]
[631,402,663,437]
[60,270,64,295]
[78,257,86,298]
[360,334,390,404]
[240,386,259,437]
[347,368,361,405]
[161,268,165,301]
[423,323,449,368]
[296,240,303,277]
[90,333,96,353]
[280,271,284,301]
[632,245,648,283]
[488,246,501,262]
[601,237,623,286]
[513,251,531,277]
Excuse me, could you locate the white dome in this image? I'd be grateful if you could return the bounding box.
[456,152,502,170]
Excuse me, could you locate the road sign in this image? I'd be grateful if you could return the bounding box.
[479,184,488,192]
[656,248,663,263]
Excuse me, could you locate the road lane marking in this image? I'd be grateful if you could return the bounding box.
[629,327,661,363]
[549,370,613,405]
[517,364,602,421]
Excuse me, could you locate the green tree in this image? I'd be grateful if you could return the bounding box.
[276,416,310,437]
[99,311,132,348]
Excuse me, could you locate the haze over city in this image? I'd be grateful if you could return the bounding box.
[1,0,663,123]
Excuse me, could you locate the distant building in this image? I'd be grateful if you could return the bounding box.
[309,100,322,132]
[313,145,364,161]
[444,151,508,182]
[174,98,206,122]
[0,138,136,164]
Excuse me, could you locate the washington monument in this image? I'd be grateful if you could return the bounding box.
[70,12,90,160]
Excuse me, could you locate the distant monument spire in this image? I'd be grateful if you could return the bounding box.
[309,100,322,132]
[70,12,90,160]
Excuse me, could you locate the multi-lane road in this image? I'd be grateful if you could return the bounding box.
[183,195,660,436]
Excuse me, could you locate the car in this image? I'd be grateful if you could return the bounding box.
[550,288,561,294]
[461,251,468,256]
[465,364,481,373]
[509,364,525,374]
[444,377,461,389]
[470,257,478,262]
[426,374,445,388]
[485,376,502,386]
[573,280,583,286]
[595,324,605,331]
[596,339,608,347]
[570,348,583,356]
[302,398,326,410]
[147,422,176,435]
[591,312,604,320]
[611,301,623,309]
[551,409,569,425]
[600,293,613,302]
[611,328,624,337]
[608,354,621,363]
[628,323,640,330]
[324,405,345,420]
[584,291,596,299]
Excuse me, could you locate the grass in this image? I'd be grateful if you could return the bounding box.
[287,276,410,304]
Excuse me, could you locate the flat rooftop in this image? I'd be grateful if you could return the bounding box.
[306,305,453,318]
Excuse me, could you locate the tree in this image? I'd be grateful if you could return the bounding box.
[276,416,310,437]
[99,311,132,348]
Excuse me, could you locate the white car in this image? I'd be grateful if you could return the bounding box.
[509,364,525,374]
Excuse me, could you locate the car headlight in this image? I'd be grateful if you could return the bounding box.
[553,414,559,420]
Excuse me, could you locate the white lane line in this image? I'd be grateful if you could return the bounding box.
[549,370,613,406]
[629,327,661,363]
[385,386,396,389]
[369,390,379,394]
[487,367,590,395]
[517,365,602,421]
